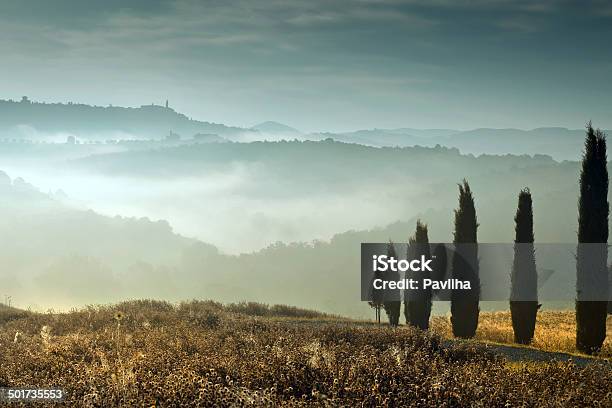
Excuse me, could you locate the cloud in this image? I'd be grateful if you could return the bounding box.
[496,17,543,33]
[0,1,601,68]
[0,0,611,131]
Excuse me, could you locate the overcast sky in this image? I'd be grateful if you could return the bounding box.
[0,0,611,132]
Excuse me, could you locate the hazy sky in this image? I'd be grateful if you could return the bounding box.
[1,0,611,132]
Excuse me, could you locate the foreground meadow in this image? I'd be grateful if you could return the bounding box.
[1,301,611,407]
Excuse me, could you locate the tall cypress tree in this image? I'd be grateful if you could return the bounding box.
[368,268,384,324]
[383,241,401,326]
[450,180,480,338]
[510,188,538,344]
[576,122,609,354]
[405,220,432,329]
[609,265,612,315]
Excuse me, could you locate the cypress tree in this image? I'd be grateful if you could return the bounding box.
[368,268,384,324]
[404,220,432,329]
[609,264,612,315]
[510,188,538,344]
[450,180,480,338]
[383,241,401,326]
[576,122,609,354]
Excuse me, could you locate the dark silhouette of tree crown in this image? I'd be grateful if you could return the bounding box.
[415,220,428,243]
[515,188,534,244]
[454,180,478,244]
[578,122,608,244]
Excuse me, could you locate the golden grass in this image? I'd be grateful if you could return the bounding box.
[431,310,612,358]
[1,300,611,406]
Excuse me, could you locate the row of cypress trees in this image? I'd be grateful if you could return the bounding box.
[509,123,609,353]
[376,123,609,354]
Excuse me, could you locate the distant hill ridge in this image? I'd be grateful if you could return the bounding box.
[0,97,607,159]
[316,126,610,160]
[252,121,302,135]
[0,97,251,140]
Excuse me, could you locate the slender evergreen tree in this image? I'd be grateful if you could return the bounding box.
[510,188,538,344]
[576,122,609,354]
[368,268,384,324]
[383,241,401,326]
[609,264,612,315]
[450,180,480,338]
[404,220,432,329]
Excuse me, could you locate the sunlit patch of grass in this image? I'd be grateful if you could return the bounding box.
[431,311,612,358]
[504,361,547,371]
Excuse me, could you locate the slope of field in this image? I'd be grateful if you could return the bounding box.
[1,301,610,406]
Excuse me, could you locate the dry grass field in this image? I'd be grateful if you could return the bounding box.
[431,310,612,359]
[1,301,611,407]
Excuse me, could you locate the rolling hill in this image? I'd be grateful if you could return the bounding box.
[0,97,603,159]
[0,98,252,141]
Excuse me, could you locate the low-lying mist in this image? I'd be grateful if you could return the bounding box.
[0,140,596,318]
[1,162,424,254]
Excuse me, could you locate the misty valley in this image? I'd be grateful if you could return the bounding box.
[0,98,604,319]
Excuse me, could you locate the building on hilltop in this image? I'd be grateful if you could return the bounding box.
[165,131,181,141]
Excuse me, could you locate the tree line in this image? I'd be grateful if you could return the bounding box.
[371,122,610,355]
